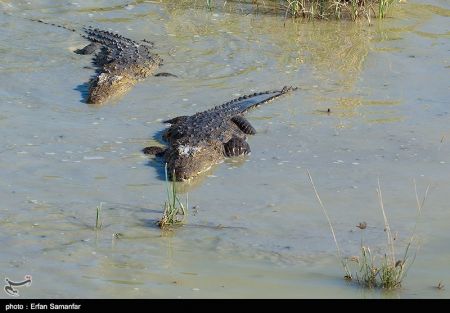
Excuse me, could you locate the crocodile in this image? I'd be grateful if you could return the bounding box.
[18,17,167,105]
[143,86,297,181]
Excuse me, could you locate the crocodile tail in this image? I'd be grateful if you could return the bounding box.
[220,86,297,114]
[18,15,77,33]
[82,27,137,47]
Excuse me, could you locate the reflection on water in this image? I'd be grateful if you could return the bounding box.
[290,22,371,92]
[0,0,449,298]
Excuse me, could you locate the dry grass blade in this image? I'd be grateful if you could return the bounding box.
[377,178,395,265]
[307,170,351,278]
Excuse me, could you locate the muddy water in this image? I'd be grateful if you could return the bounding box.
[0,0,449,298]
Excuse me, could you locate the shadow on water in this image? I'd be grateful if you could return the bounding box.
[142,127,168,181]
[107,204,162,215]
[74,81,90,104]
[152,128,167,145]
[145,158,166,182]
[138,218,162,229]
[138,217,247,231]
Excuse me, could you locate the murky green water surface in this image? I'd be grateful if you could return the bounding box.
[0,0,449,298]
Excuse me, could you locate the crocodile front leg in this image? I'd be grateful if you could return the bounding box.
[143,146,166,157]
[223,137,251,157]
[74,42,101,55]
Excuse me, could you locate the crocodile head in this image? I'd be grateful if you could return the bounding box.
[165,141,224,181]
[87,60,161,105]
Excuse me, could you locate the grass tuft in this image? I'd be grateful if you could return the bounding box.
[157,163,188,230]
[308,171,430,289]
[378,0,394,18]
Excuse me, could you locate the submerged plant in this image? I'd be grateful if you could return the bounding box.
[95,202,103,230]
[157,163,188,230]
[308,171,430,289]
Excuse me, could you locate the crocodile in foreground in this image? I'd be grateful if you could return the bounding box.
[143,86,297,181]
[25,18,166,105]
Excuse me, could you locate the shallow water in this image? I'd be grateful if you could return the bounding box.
[0,0,449,298]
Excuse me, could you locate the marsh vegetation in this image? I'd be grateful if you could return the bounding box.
[157,164,188,230]
[201,0,396,21]
[309,171,430,289]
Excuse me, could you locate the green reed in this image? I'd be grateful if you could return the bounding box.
[157,163,188,230]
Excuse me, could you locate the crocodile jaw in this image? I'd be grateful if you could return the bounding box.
[166,141,224,181]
